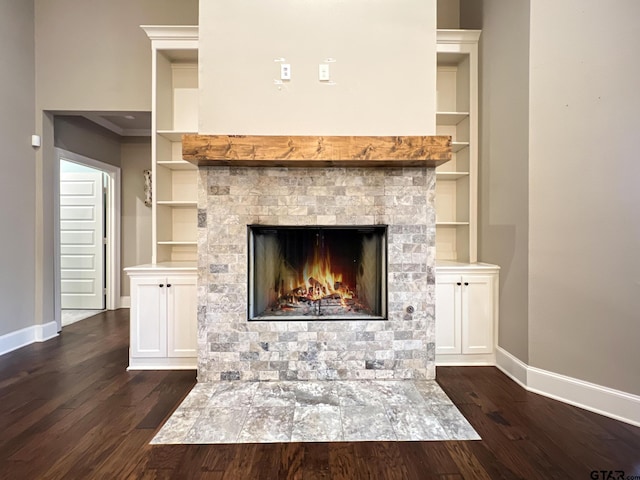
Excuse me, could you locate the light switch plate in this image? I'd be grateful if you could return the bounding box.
[280,64,291,80]
[319,64,330,81]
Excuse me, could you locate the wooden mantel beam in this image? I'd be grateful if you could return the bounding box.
[182,134,451,168]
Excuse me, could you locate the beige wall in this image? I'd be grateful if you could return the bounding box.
[465,0,639,395]
[462,0,531,362]
[54,116,122,167]
[32,0,197,328]
[120,138,152,297]
[438,0,460,29]
[35,0,198,112]
[199,0,436,135]
[0,0,36,336]
[529,0,640,394]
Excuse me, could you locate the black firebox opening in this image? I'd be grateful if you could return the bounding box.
[248,225,387,321]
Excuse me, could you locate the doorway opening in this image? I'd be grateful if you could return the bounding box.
[54,149,121,329]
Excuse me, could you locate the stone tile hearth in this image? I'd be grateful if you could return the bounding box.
[151,380,479,444]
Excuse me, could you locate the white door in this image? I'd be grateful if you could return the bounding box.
[60,168,105,309]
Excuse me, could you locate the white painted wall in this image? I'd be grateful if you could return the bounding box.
[0,0,36,337]
[120,137,152,297]
[529,0,640,395]
[199,0,437,135]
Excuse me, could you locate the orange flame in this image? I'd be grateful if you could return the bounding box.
[279,242,354,302]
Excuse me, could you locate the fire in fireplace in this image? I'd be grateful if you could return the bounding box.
[248,225,387,321]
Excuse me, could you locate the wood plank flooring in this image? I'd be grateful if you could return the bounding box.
[0,309,638,479]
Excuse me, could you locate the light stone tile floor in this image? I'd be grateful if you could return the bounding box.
[151,380,480,444]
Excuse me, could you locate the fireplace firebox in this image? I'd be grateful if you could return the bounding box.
[248,225,387,321]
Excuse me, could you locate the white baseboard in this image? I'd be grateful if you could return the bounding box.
[496,346,640,427]
[0,321,59,356]
[127,356,196,370]
[436,352,496,366]
[36,321,59,341]
[119,296,131,308]
[495,347,528,387]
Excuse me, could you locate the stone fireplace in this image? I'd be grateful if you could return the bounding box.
[196,165,437,382]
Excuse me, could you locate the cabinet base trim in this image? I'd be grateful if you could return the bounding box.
[496,347,640,427]
[128,357,196,370]
[436,353,496,366]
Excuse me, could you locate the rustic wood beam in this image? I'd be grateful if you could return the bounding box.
[182,134,451,168]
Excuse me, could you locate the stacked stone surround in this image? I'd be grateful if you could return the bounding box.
[197,166,436,382]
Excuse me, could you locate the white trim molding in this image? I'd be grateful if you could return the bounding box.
[436,352,496,366]
[496,347,640,427]
[0,322,59,356]
[437,29,482,45]
[127,357,196,370]
[140,25,198,42]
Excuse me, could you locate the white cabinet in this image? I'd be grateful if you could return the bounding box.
[142,26,199,264]
[166,276,198,358]
[436,30,481,263]
[434,274,462,355]
[130,275,166,359]
[435,263,499,365]
[126,264,197,369]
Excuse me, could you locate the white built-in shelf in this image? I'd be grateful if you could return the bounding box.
[451,142,469,153]
[436,30,480,264]
[436,171,470,180]
[147,27,199,264]
[157,130,197,142]
[436,112,469,125]
[156,201,197,207]
[156,160,197,170]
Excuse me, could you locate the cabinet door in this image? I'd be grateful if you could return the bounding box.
[461,275,495,354]
[166,275,197,357]
[130,276,167,358]
[435,274,463,355]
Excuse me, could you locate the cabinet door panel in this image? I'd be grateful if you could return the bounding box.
[435,275,462,354]
[166,276,197,357]
[130,277,167,357]
[462,275,494,354]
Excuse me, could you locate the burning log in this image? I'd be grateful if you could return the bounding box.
[267,282,371,317]
[259,234,376,317]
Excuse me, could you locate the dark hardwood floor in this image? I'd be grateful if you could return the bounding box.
[0,310,638,479]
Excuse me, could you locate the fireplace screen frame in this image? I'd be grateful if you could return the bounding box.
[247,225,388,321]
